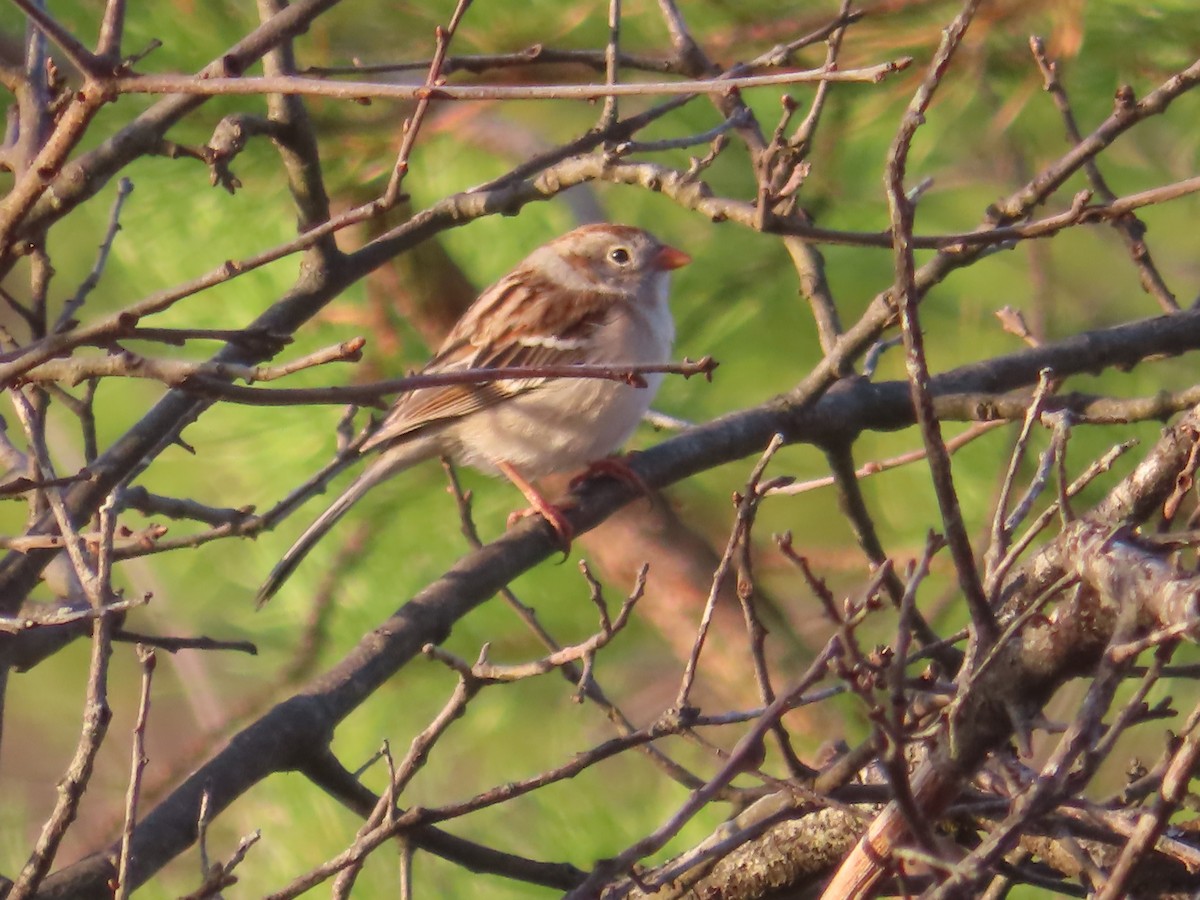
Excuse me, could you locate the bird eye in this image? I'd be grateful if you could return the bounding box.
[608,246,631,266]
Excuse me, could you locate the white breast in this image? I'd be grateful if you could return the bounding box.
[451,273,675,478]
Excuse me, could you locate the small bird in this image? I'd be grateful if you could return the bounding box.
[256,224,690,605]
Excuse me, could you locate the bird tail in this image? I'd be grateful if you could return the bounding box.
[256,440,438,607]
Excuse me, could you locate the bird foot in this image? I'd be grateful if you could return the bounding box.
[569,453,652,498]
[497,460,575,553]
[507,500,575,553]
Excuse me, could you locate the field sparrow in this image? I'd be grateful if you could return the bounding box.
[256,224,690,604]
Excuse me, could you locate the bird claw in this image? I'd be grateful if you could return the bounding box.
[507,502,574,555]
[569,453,652,501]
[506,455,650,554]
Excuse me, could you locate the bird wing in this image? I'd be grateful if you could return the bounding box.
[362,272,615,452]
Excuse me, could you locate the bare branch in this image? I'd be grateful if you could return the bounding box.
[111,63,913,102]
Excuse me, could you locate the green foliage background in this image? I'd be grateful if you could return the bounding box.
[2,1,1200,896]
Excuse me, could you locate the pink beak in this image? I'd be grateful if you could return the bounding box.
[653,244,691,271]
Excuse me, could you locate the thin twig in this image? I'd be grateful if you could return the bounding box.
[983,371,1058,586]
[382,0,473,206]
[600,0,621,131]
[115,645,156,900]
[769,421,1005,495]
[884,0,993,643]
[675,434,785,711]
[1029,36,1179,313]
[111,63,913,101]
[303,46,676,78]
[10,0,104,77]
[54,177,134,333]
